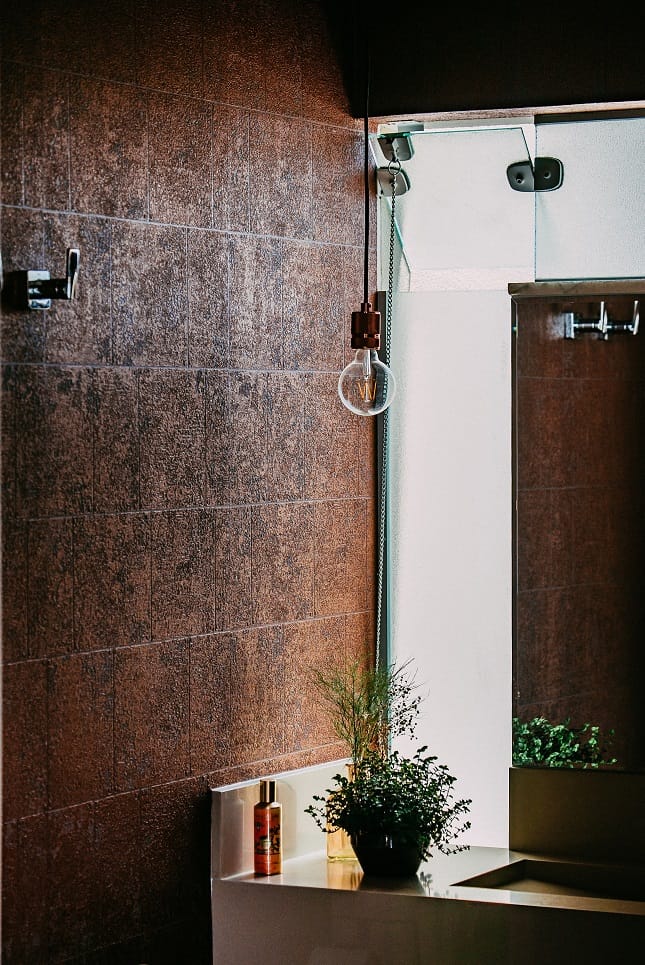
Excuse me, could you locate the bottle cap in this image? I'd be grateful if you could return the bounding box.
[259,779,277,803]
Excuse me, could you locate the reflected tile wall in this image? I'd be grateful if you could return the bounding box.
[0,1,372,962]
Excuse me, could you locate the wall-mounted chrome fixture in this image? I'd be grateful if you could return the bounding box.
[507,157,563,192]
[25,247,80,310]
[564,300,640,339]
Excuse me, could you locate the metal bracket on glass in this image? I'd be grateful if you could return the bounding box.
[377,167,411,197]
[507,157,563,192]
[377,134,415,163]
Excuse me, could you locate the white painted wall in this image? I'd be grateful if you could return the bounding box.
[388,291,514,847]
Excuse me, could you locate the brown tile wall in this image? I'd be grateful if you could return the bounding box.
[0,2,376,961]
[514,296,645,772]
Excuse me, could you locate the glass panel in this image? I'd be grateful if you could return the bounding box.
[375,125,535,294]
[378,124,535,846]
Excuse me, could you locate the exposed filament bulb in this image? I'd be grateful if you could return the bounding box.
[338,347,396,417]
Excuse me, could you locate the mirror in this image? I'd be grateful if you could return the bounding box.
[512,291,645,772]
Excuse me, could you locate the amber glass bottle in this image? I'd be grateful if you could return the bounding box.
[253,779,282,876]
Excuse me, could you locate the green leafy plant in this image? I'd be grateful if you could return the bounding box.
[512,716,618,769]
[306,747,472,859]
[306,659,471,862]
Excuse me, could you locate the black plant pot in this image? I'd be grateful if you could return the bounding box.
[350,832,423,877]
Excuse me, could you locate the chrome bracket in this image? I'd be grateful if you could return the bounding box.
[26,270,52,310]
[26,247,80,310]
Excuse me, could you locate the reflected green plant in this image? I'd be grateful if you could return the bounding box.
[512,716,618,769]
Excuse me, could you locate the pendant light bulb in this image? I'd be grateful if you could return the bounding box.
[338,348,396,416]
[338,301,397,417]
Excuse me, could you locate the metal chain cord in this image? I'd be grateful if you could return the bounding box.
[375,159,399,668]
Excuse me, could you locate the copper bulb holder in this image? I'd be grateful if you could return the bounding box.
[351,301,381,349]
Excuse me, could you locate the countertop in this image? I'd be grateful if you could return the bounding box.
[223,845,645,917]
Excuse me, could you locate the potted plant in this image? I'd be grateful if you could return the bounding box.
[305,659,471,876]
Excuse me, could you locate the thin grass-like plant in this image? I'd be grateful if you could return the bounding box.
[311,657,424,763]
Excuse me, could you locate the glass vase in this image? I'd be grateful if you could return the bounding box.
[326,763,356,861]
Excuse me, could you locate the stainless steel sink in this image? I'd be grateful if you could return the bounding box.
[454,858,645,902]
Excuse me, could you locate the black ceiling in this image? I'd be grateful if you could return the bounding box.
[323,2,645,118]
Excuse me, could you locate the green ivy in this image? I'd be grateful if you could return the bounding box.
[512,716,618,769]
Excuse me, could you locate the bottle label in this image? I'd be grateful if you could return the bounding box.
[254,806,282,875]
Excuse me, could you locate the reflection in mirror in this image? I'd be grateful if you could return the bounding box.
[512,294,645,773]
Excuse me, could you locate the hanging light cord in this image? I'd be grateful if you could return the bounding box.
[362,66,370,303]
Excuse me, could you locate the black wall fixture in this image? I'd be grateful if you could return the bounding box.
[322,1,645,118]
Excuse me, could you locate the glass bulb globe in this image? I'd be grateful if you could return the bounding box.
[338,348,397,417]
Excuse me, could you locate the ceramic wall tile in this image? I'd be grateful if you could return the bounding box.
[114,641,190,791]
[229,627,285,763]
[0,64,70,210]
[150,510,216,640]
[211,106,250,232]
[70,78,147,219]
[111,221,189,366]
[248,113,312,240]
[189,633,233,773]
[303,373,360,500]
[251,503,315,625]
[73,513,151,650]
[139,776,211,926]
[27,517,74,658]
[43,214,112,364]
[47,651,114,809]
[91,367,140,513]
[148,92,212,227]
[1,1,373,960]
[13,365,93,518]
[139,368,206,510]
[186,228,229,367]
[2,661,48,819]
[135,0,203,97]
[283,616,344,752]
[313,498,368,616]
[228,233,282,369]
[0,209,48,362]
[1,815,49,963]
